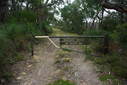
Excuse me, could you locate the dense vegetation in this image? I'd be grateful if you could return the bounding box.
[0,0,127,84]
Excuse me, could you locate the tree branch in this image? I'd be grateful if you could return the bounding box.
[45,0,50,5]
[101,0,127,13]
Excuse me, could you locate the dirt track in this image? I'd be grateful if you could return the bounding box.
[9,38,103,85]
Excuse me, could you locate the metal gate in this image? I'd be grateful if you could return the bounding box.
[30,35,109,56]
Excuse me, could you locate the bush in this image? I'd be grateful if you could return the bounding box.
[100,14,119,32]
[113,23,127,48]
[99,74,115,81]
[0,22,43,82]
[83,29,105,54]
[94,53,127,79]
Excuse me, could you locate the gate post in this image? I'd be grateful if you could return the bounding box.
[104,35,109,54]
[60,38,64,46]
[30,39,34,56]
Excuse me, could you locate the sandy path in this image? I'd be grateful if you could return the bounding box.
[9,38,103,85]
[22,40,58,85]
[58,45,103,85]
[10,39,59,85]
[71,48,102,85]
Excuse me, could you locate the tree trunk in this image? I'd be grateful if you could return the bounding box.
[119,0,125,23]
[11,0,16,11]
[0,0,8,23]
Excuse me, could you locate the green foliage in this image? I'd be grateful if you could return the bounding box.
[60,3,84,34]
[57,0,102,34]
[30,0,43,6]
[1,72,13,81]
[113,23,127,48]
[83,29,105,54]
[101,14,119,32]
[108,23,127,56]
[93,53,127,79]
[0,22,42,81]
[84,26,127,79]
[61,48,73,52]
[94,54,118,65]
[0,0,58,82]
[83,29,105,36]
[48,80,75,85]
[99,74,115,81]
[8,10,37,23]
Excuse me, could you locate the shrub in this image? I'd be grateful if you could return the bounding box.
[115,23,127,48]
[0,22,43,81]
[99,74,115,81]
[100,14,119,32]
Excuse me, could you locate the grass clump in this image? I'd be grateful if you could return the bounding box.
[99,74,115,81]
[57,50,70,58]
[48,79,75,85]
[61,48,73,52]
